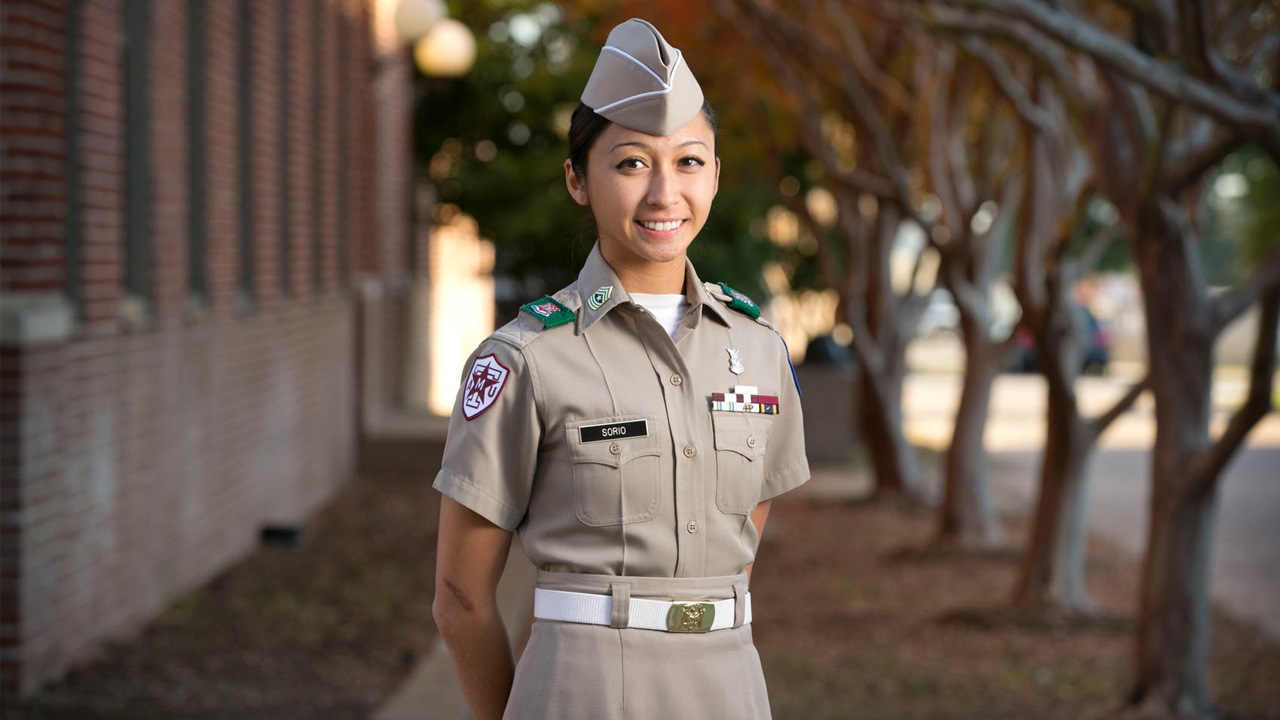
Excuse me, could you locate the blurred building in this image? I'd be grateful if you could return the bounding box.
[0,0,424,696]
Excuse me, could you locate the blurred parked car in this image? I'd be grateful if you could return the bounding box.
[1007,305,1112,375]
[917,291,960,335]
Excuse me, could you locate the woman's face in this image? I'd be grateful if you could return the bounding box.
[565,112,720,272]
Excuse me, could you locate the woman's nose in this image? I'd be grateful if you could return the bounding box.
[646,168,679,207]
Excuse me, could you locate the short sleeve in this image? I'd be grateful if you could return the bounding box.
[432,337,540,531]
[761,334,809,500]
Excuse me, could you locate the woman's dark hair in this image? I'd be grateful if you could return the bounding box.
[566,100,719,181]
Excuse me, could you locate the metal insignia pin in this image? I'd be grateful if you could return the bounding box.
[588,285,614,311]
[727,348,745,375]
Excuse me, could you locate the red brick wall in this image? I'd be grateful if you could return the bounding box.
[1,0,403,697]
[80,0,124,328]
[0,0,68,295]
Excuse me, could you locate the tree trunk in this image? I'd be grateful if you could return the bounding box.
[1010,369,1096,610]
[1126,200,1218,718]
[936,319,1005,548]
[852,203,929,505]
[858,364,925,502]
[1130,473,1219,717]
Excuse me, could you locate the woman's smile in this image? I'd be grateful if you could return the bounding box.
[637,218,687,234]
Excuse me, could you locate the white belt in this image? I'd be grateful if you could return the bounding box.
[533,588,750,633]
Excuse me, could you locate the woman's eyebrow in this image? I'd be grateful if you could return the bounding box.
[609,139,709,152]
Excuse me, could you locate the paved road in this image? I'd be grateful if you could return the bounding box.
[902,361,1280,639]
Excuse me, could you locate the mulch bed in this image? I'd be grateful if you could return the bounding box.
[752,493,1280,720]
[5,470,1279,719]
[2,473,442,720]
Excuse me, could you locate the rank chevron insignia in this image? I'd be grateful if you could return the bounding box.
[520,296,575,329]
[587,285,614,311]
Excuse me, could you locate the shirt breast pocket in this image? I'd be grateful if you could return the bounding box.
[566,417,663,527]
[712,413,770,515]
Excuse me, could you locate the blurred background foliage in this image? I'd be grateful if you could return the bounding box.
[1207,146,1279,281]
[414,2,1276,316]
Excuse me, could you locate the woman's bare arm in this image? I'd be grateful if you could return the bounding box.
[745,500,772,583]
[433,497,516,720]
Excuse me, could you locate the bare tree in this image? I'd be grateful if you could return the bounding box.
[918,44,1023,549]
[936,31,1154,610]
[717,0,935,504]
[722,1,1042,552]
[919,0,1280,714]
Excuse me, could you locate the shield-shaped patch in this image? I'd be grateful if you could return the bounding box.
[462,354,510,420]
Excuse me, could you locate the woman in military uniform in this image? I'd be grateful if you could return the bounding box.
[432,18,809,720]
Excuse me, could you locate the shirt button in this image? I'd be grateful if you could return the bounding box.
[609,442,621,455]
[683,445,697,458]
[687,520,699,534]
[746,436,757,449]
[670,374,683,386]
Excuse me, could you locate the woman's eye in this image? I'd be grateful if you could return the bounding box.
[679,156,707,167]
[616,158,646,170]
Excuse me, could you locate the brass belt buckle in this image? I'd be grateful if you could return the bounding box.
[666,601,715,633]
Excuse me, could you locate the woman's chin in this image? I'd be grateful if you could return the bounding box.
[604,237,691,268]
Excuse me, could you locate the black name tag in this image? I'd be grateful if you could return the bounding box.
[579,419,648,443]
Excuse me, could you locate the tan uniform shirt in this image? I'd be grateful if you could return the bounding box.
[434,244,809,578]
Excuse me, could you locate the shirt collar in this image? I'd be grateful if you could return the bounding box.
[576,242,733,333]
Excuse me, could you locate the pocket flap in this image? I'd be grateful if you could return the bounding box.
[567,417,662,468]
[712,413,767,460]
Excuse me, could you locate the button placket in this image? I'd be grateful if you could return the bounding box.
[636,335,702,577]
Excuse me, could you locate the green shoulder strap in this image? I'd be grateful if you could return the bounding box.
[520,296,575,329]
[714,282,761,320]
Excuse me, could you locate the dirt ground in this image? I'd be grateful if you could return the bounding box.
[4,470,1279,720]
[2,473,443,720]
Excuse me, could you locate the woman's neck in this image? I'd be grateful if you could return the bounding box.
[602,249,687,295]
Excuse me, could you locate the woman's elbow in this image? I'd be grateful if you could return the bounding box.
[433,577,488,638]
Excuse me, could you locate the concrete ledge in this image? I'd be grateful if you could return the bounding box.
[0,293,73,345]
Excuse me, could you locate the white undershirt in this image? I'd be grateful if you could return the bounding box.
[630,293,688,339]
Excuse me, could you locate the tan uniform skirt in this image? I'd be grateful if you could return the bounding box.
[503,570,771,720]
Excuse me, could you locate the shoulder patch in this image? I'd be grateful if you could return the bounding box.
[462,354,510,420]
[710,281,761,320]
[520,296,575,329]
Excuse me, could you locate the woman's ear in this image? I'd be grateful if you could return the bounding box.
[564,159,589,206]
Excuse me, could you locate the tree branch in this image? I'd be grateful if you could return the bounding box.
[1076,218,1122,275]
[958,34,1062,139]
[1175,0,1214,78]
[937,0,1280,157]
[1188,284,1280,501]
[1209,238,1280,334]
[917,4,1091,113]
[928,49,970,240]
[1164,121,1243,194]
[1088,374,1151,437]
[825,0,914,115]
[726,0,907,205]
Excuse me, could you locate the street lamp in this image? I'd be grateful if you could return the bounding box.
[393,0,476,78]
[393,0,446,42]
[414,18,477,78]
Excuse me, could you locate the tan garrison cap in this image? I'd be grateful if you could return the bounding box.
[580,19,704,136]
